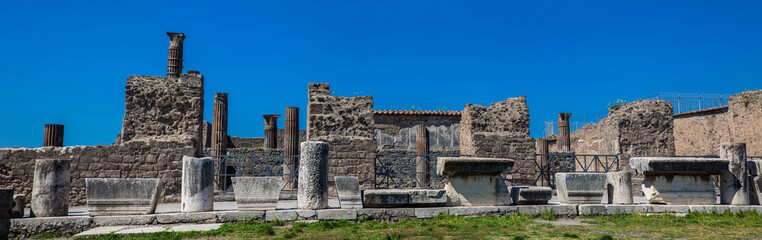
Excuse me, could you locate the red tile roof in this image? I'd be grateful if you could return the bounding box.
[373,110,461,116]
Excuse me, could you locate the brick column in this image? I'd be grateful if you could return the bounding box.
[166,32,185,78]
[43,124,64,147]
[284,107,299,190]
[263,115,280,149]
[211,93,229,190]
[415,124,430,188]
[557,113,571,152]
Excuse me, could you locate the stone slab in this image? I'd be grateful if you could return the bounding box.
[605,205,647,214]
[334,176,362,209]
[169,223,222,232]
[74,226,126,238]
[414,208,449,219]
[436,157,515,175]
[155,212,216,224]
[232,177,282,211]
[510,186,552,205]
[448,206,500,216]
[646,205,690,214]
[578,204,607,215]
[93,215,156,226]
[86,178,161,216]
[317,209,357,220]
[11,216,92,238]
[296,210,317,219]
[517,204,578,216]
[357,208,415,221]
[215,211,265,223]
[363,189,447,207]
[642,175,717,205]
[117,226,167,234]
[556,173,606,204]
[266,210,297,221]
[630,157,729,174]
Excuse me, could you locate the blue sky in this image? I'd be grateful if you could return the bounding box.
[1,1,761,148]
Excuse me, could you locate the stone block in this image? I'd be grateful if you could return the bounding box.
[266,210,297,221]
[719,143,749,205]
[688,205,733,214]
[605,205,647,214]
[334,176,362,209]
[11,194,25,218]
[578,204,607,215]
[298,141,329,210]
[510,186,552,205]
[631,157,728,205]
[606,172,633,204]
[215,211,265,223]
[317,209,357,220]
[362,189,447,207]
[93,215,156,226]
[437,157,514,206]
[517,204,578,216]
[181,156,214,212]
[32,159,71,217]
[296,210,316,219]
[646,204,690,214]
[555,173,606,204]
[448,206,500,216]
[11,216,92,239]
[357,208,414,221]
[414,207,449,219]
[86,178,161,216]
[232,177,282,211]
[155,212,216,224]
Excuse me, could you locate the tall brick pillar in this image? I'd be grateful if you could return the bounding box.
[166,32,185,79]
[415,124,430,188]
[557,113,571,152]
[263,115,280,149]
[284,107,299,190]
[43,124,64,147]
[211,93,229,189]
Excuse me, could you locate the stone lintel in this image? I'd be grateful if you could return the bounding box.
[630,157,729,174]
[436,157,515,176]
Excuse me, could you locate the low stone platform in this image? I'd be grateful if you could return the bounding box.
[362,189,447,207]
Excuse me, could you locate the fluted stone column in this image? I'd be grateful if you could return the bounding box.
[284,107,299,190]
[415,124,430,188]
[181,156,214,212]
[263,115,280,149]
[166,32,185,78]
[212,93,229,190]
[31,159,70,217]
[720,143,749,205]
[557,113,571,152]
[298,141,328,210]
[43,124,64,147]
[0,189,11,239]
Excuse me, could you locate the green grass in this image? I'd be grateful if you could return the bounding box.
[60,211,762,240]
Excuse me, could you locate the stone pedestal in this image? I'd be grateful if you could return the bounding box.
[749,160,762,205]
[510,186,552,205]
[631,157,728,205]
[0,189,12,239]
[437,157,514,206]
[31,159,70,217]
[720,143,748,205]
[11,194,25,218]
[86,178,161,216]
[606,171,633,204]
[334,176,362,209]
[556,173,606,204]
[181,156,214,212]
[232,177,282,210]
[298,141,328,210]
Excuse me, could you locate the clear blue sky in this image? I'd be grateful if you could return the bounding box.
[1,1,761,148]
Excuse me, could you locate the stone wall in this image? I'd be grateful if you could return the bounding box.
[459,96,537,186]
[120,73,204,155]
[307,83,377,195]
[726,90,762,156]
[374,113,460,150]
[673,107,729,156]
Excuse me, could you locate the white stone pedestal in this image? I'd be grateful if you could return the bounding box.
[437,157,514,206]
[631,157,729,205]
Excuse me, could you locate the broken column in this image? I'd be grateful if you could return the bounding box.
[166,32,185,78]
[211,93,229,190]
[556,173,606,204]
[0,189,11,239]
[557,113,571,152]
[632,157,728,205]
[437,157,514,206]
[31,159,70,217]
[43,124,64,147]
[415,124,430,188]
[181,156,214,212]
[606,171,633,204]
[263,114,280,149]
[232,177,283,210]
[298,141,328,210]
[284,107,299,190]
[720,143,749,205]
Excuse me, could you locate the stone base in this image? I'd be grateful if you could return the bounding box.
[232,177,282,211]
[363,189,447,207]
[556,173,606,204]
[643,174,716,205]
[86,178,161,216]
[510,186,552,205]
[335,176,362,209]
[445,175,511,206]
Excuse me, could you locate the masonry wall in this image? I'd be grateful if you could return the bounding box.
[726,90,762,156]
[673,107,729,156]
[374,114,460,150]
[459,96,537,186]
[307,83,377,196]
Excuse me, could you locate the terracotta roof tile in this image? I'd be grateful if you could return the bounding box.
[373,110,461,116]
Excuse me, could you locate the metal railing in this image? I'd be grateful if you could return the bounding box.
[204,154,299,195]
[639,92,731,114]
[534,154,619,188]
[374,154,468,189]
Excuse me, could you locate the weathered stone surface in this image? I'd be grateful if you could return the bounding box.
[719,143,749,205]
[414,207,449,218]
[11,194,24,218]
[605,205,647,214]
[357,208,415,221]
[232,177,282,210]
[32,159,70,217]
[155,212,216,224]
[632,157,728,205]
[317,209,357,220]
[93,215,156,226]
[749,160,762,205]
[606,172,633,204]
[334,176,362,209]
[510,186,552,205]
[296,210,316,219]
[266,210,297,221]
[0,189,11,239]
[298,141,329,210]
[437,157,513,206]
[10,216,92,239]
[517,204,578,216]
[216,211,265,222]
[363,189,447,207]
[578,204,607,215]
[646,204,690,214]
[555,173,606,204]
[86,178,161,216]
[181,156,214,212]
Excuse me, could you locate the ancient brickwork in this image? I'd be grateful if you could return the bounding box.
[727,90,762,156]
[307,83,377,195]
[374,113,460,150]
[120,73,204,155]
[459,96,536,186]
[673,107,729,156]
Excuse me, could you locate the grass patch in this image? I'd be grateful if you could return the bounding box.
[63,211,762,240]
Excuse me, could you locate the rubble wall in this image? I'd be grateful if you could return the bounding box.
[673,107,729,156]
[727,90,762,156]
[459,96,537,186]
[374,114,460,150]
[307,83,377,195]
